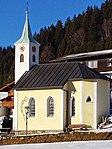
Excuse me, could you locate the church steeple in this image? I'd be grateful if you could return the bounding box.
[14,6,40,83]
[15,6,37,44]
[13,3,40,132]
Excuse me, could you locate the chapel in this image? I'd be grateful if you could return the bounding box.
[13,9,110,132]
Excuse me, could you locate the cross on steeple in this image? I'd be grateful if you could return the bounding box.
[26,2,29,14]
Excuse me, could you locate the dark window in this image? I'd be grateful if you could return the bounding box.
[29,97,35,117]
[32,46,36,52]
[86,96,92,102]
[47,96,54,117]
[20,54,24,62]
[32,54,35,62]
[72,97,75,116]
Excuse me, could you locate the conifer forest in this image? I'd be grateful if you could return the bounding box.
[1,0,112,87]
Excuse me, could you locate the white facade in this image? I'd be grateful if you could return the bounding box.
[14,42,39,83]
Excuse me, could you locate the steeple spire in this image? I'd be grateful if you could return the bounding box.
[26,2,29,15]
[15,3,37,44]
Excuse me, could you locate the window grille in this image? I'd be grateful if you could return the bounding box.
[47,96,54,117]
[72,97,75,116]
[29,97,35,117]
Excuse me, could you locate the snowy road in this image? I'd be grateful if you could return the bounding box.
[0,140,112,149]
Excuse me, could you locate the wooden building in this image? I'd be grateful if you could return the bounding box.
[0,81,14,117]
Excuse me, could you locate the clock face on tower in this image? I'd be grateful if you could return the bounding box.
[20,46,25,52]
[32,46,36,52]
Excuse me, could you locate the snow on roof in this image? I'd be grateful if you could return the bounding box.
[51,49,112,62]
[0,92,8,100]
[64,49,112,59]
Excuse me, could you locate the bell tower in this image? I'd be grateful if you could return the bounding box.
[13,6,40,131]
[14,8,40,83]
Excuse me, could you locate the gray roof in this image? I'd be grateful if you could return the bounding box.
[14,62,109,90]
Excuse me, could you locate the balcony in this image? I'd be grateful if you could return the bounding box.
[2,97,14,108]
[2,100,14,108]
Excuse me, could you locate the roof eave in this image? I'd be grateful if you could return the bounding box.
[14,38,38,45]
[14,86,63,91]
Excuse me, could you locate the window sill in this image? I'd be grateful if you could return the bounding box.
[29,116,35,118]
[86,101,93,104]
[47,116,54,118]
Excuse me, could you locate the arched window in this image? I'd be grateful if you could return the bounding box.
[72,97,75,116]
[47,96,54,117]
[29,97,35,117]
[32,54,36,62]
[86,96,92,102]
[20,54,24,62]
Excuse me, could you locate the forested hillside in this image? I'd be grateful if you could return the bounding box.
[0,46,14,87]
[35,0,112,63]
[1,0,112,87]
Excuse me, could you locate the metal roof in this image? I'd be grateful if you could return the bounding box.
[14,62,109,90]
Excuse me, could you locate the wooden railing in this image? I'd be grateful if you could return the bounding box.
[2,100,14,108]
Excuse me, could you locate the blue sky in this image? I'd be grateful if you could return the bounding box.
[0,0,105,47]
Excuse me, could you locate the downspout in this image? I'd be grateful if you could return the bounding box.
[63,89,69,127]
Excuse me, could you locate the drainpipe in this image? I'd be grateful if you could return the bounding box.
[62,89,69,128]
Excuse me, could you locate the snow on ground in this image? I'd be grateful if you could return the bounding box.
[0,140,112,149]
[90,127,112,133]
[108,116,112,122]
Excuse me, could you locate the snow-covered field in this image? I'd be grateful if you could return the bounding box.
[0,140,112,149]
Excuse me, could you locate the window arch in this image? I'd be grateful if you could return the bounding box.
[29,97,35,117]
[71,97,75,116]
[20,54,24,62]
[47,96,54,117]
[32,54,36,62]
[86,96,92,102]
